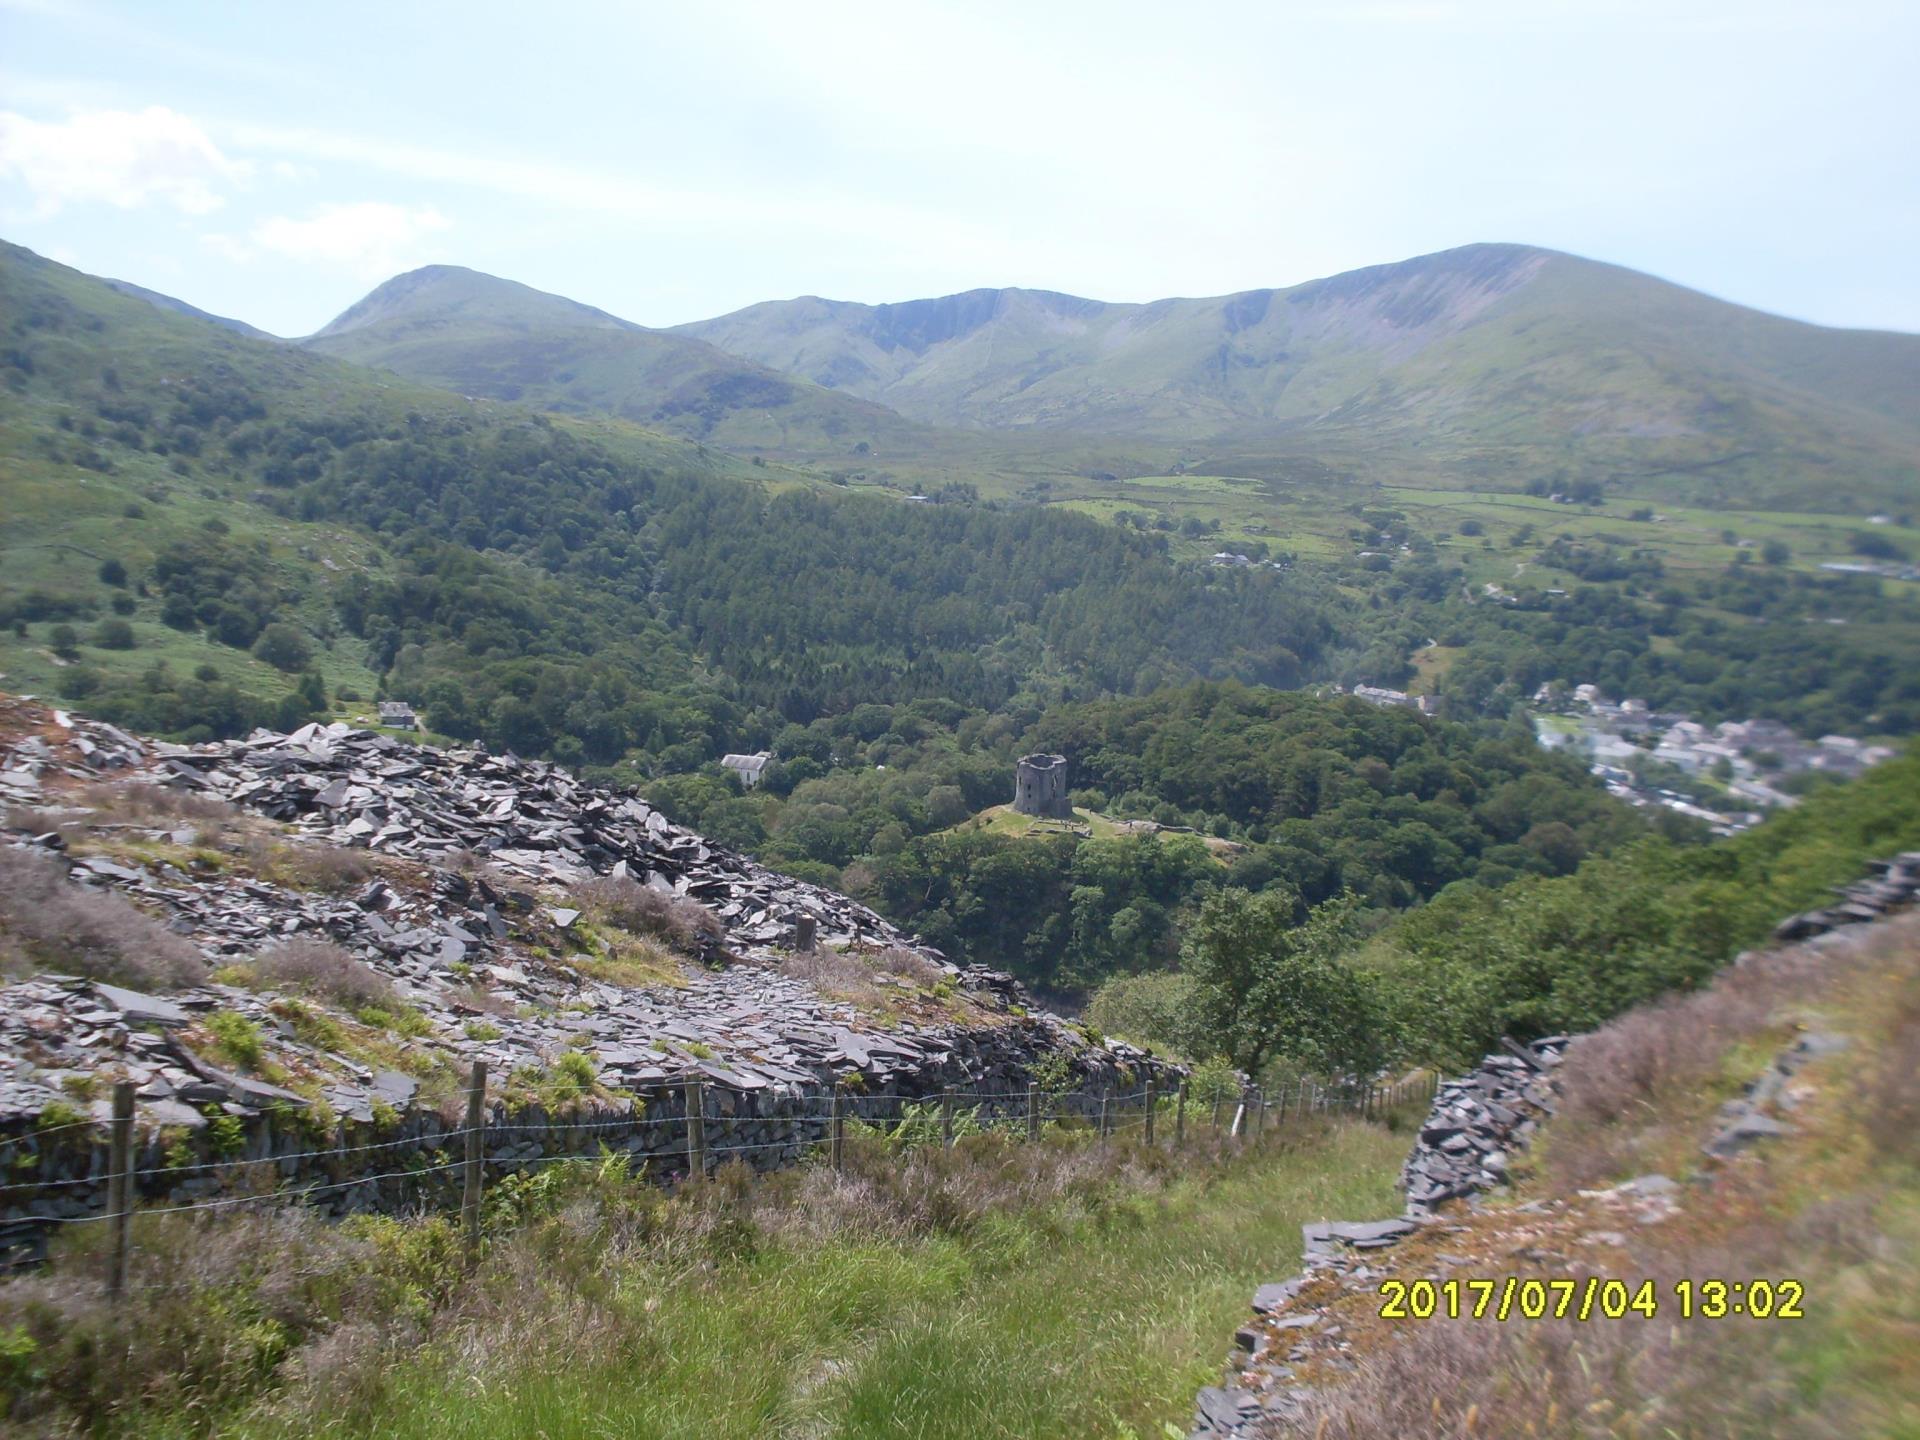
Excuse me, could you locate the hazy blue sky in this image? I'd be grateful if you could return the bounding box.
[2,0,1914,337]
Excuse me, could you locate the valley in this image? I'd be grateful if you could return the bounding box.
[2,219,1917,1440]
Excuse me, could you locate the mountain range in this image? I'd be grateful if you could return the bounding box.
[302,263,939,460]
[91,241,1920,510]
[674,242,1920,507]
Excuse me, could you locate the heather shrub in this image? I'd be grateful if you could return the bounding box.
[0,847,207,989]
[273,843,378,893]
[79,781,236,825]
[776,944,883,999]
[1543,928,1830,1188]
[575,875,723,959]
[252,937,395,1010]
[871,945,947,987]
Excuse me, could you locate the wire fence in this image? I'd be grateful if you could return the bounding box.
[0,1063,1439,1296]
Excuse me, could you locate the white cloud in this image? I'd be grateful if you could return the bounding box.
[200,231,255,264]
[0,106,247,217]
[246,202,451,277]
[229,122,1006,266]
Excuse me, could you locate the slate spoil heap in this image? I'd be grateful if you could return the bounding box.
[0,700,1173,1260]
[156,716,928,954]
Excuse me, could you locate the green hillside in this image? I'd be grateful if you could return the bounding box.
[678,243,1920,511]
[0,240,1353,763]
[102,276,276,340]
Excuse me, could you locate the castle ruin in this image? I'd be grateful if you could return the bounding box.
[1013,752,1072,819]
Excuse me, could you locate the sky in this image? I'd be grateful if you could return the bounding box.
[1,0,1915,338]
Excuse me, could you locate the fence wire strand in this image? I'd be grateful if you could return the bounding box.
[4,1070,1438,1252]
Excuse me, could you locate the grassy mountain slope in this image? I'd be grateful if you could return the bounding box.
[0,241,759,725]
[102,277,276,339]
[679,243,1920,510]
[301,264,972,463]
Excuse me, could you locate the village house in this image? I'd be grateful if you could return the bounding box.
[1536,677,1891,835]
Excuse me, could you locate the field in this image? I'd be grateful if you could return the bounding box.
[812,437,1918,602]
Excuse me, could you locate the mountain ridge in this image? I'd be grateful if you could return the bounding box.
[669,242,1920,506]
[59,238,1920,510]
[102,276,278,341]
[299,262,949,458]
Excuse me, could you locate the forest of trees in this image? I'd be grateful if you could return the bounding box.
[1353,548,1920,737]
[830,683,1660,994]
[1088,744,1920,1078]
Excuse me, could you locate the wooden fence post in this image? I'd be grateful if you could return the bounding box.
[106,1080,134,1298]
[1144,1079,1157,1145]
[1098,1089,1111,1142]
[830,1083,845,1172]
[684,1073,707,1181]
[1026,1081,1040,1142]
[1175,1079,1187,1147]
[941,1086,956,1148]
[461,1060,486,1265]
[1212,1094,1224,1132]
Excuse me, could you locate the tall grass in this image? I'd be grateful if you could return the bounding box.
[7,1121,1407,1440]
[255,1129,1403,1440]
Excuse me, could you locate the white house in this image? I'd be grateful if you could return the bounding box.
[721,751,773,788]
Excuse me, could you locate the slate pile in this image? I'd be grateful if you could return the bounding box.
[1703,1026,1848,1160]
[149,718,936,956]
[1,701,1177,1257]
[1772,852,1920,941]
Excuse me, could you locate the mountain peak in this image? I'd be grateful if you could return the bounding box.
[309,265,641,342]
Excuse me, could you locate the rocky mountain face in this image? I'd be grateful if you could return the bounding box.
[0,699,1172,1260]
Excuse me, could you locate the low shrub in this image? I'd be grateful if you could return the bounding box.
[252,938,394,1010]
[203,1010,265,1070]
[272,843,377,893]
[574,875,723,960]
[0,847,207,989]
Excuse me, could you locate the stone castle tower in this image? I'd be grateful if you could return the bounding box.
[1013,753,1072,819]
